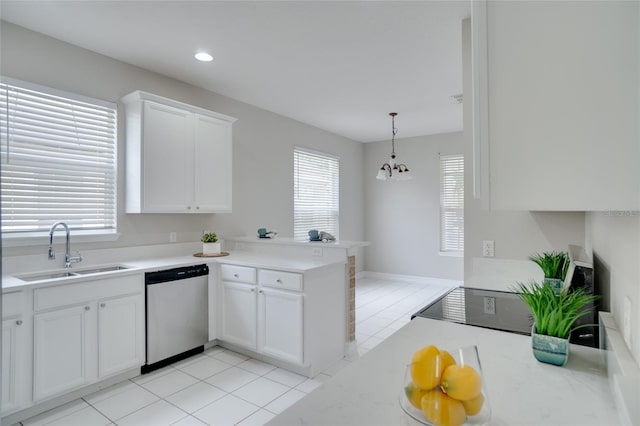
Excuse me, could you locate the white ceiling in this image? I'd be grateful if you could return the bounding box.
[0,1,469,143]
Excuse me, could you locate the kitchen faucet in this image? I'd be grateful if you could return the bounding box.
[48,222,83,268]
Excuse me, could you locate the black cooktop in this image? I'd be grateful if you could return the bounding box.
[412,287,533,336]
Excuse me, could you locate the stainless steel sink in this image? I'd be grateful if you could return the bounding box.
[19,271,80,282]
[75,265,130,275]
[17,264,131,282]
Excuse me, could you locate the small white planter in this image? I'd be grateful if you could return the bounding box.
[202,242,221,255]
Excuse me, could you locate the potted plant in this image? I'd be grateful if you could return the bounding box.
[514,281,599,366]
[201,232,221,255]
[529,251,569,293]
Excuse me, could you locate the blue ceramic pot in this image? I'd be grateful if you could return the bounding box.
[544,278,564,295]
[531,325,569,366]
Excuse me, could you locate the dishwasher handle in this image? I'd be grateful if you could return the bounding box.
[145,264,209,285]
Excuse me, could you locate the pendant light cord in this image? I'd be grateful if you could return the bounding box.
[390,112,397,157]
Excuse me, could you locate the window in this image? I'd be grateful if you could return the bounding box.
[1,78,117,237]
[440,154,464,253]
[293,147,339,241]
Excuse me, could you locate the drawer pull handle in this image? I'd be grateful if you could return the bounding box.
[100,303,106,308]
[234,274,239,278]
[276,279,282,283]
[15,320,22,326]
[259,290,263,294]
[85,306,90,311]
[250,288,255,292]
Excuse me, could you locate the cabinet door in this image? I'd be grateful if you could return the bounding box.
[2,318,28,415]
[193,114,232,213]
[34,304,94,402]
[221,281,257,350]
[98,294,145,378]
[483,1,639,210]
[142,101,194,212]
[208,273,217,341]
[258,288,303,365]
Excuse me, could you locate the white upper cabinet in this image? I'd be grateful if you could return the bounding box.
[122,91,237,213]
[472,1,639,211]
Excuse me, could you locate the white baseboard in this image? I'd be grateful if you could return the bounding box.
[356,271,461,288]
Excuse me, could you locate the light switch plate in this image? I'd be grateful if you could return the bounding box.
[482,240,495,257]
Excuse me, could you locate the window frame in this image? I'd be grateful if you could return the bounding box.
[1,76,119,246]
[293,146,340,241]
[439,153,464,256]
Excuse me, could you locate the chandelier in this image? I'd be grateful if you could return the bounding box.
[376,112,412,181]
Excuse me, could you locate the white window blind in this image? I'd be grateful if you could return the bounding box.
[0,79,117,235]
[440,154,464,253]
[293,147,339,241]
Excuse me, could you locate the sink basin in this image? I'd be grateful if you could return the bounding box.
[17,265,131,282]
[75,265,130,275]
[19,271,80,282]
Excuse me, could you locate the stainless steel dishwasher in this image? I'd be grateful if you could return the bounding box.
[142,264,209,373]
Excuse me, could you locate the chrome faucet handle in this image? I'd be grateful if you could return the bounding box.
[68,251,83,264]
[48,247,56,260]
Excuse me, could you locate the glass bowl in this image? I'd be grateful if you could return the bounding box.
[399,345,491,426]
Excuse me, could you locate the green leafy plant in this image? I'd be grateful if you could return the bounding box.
[201,232,218,243]
[529,251,569,280]
[513,281,599,339]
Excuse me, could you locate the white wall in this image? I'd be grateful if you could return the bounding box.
[586,213,640,365]
[0,22,365,257]
[461,18,586,289]
[363,132,464,281]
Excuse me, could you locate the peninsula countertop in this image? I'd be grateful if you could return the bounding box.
[268,317,619,426]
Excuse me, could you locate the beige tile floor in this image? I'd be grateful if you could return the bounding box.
[18,277,453,426]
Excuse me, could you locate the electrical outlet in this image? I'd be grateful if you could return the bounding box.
[483,296,496,315]
[312,247,323,257]
[482,240,495,257]
[623,296,632,348]
[169,232,177,243]
[235,242,245,250]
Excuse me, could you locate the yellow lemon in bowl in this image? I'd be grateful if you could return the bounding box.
[440,364,482,401]
[420,388,467,426]
[404,382,430,409]
[410,345,446,390]
[461,392,485,415]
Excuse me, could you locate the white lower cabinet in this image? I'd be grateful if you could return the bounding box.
[258,288,303,365]
[2,316,29,416]
[33,304,94,402]
[30,274,145,404]
[218,264,306,367]
[221,281,257,349]
[97,294,145,378]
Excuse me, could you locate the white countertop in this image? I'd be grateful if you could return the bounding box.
[269,318,618,426]
[2,250,345,291]
[227,236,371,249]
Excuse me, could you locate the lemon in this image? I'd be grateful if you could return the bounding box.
[421,388,467,426]
[461,392,485,415]
[441,364,482,401]
[404,382,430,409]
[410,345,445,390]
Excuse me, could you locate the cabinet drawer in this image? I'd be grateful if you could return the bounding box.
[259,270,302,292]
[34,274,143,312]
[2,291,24,318]
[221,264,256,283]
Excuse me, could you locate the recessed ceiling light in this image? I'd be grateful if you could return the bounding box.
[194,52,213,62]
